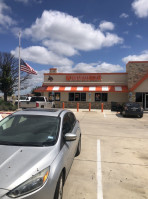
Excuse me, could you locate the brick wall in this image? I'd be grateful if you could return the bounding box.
[126,62,148,90]
[126,62,148,102]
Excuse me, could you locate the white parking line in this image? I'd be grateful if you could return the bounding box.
[97,140,103,199]
[103,113,107,118]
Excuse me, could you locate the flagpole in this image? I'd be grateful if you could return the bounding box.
[18,31,21,109]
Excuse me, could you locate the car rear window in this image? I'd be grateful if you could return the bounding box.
[30,97,45,102]
[126,103,140,107]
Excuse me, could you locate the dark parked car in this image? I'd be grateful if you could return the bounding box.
[120,102,143,118]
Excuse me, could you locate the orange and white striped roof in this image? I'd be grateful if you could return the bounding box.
[35,86,128,92]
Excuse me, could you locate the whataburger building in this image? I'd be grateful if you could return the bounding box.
[35,61,148,110]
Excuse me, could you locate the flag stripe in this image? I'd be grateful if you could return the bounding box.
[20,60,37,75]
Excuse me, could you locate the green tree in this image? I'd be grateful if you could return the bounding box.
[0,52,30,101]
[31,86,41,96]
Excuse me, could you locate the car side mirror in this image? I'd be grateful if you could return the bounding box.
[64,133,77,141]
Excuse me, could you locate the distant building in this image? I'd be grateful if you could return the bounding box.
[35,62,148,110]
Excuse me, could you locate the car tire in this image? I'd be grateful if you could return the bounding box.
[139,114,143,118]
[75,136,81,157]
[54,172,64,199]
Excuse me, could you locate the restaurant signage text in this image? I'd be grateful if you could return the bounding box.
[66,75,101,82]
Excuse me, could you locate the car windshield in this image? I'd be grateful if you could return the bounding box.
[0,115,60,147]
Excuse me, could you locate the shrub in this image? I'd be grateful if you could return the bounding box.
[0,99,17,111]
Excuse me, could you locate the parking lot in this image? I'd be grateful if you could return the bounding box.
[63,110,148,199]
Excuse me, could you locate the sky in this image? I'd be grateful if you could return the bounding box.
[0,0,148,94]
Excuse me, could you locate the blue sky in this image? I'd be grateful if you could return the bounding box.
[0,0,148,93]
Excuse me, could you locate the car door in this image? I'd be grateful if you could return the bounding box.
[61,112,78,173]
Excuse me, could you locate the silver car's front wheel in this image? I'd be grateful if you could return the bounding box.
[54,173,64,199]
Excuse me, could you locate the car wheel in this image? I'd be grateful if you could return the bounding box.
[75,136,81,157]
[54,172,64,199]
[138,114,143,118]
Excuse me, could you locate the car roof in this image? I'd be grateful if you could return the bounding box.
[13,108,67,117]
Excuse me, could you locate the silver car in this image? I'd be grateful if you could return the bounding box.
[0,109,81,199]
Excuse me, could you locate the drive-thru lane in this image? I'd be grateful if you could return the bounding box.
[63,110,148,199]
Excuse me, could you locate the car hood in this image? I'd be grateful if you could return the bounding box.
[0,145,58,191]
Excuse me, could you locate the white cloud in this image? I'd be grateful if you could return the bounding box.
[136,34,142,39]
[121,45,131,49]
[15,0,29,3]
[15,0,42,4]
[120,13,129,18]
[132,0,148,18]
[99,21,115,31]
[127,22,133,26]
[73,62,124,73]
[0,1,16,27]
[11,46,73,67]
[122,50,148,63]
[123,31,129,35]
[20,69,47,95]
[22,10,123,52]
[42,40,78,57]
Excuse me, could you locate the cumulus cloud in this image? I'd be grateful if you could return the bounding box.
[99,21,115,32]
[20,69,47,95]
[120,13,129,18]
[122,50,148,63]
[132,0,148,18]
[11,46,73,67]
[73,62,124,73]
[42,40,78,57]
[22,10,123,52]
[0,1,16,27]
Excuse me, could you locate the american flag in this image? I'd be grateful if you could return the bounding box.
[20,60,37,75]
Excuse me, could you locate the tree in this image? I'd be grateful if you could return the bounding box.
[0,52,31,101]
[31,86,41,96]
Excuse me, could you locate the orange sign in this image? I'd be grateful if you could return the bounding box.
[66,75,101,82]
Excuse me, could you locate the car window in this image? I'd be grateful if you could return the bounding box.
[1,117,15,130]
[62,114,72,134]
[68,112,76,128]
[30,97,45,102]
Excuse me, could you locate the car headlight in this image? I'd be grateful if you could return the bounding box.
[7,167,49,198]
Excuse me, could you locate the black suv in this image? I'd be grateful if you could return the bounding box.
[120,102,143,118]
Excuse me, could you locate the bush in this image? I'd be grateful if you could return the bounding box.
[0,99,17,111]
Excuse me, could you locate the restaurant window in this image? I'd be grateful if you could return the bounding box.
[136,93,143,102]
[102,93,108,102]
[49,92,60,101]
[69,93,74,101]
[95,93,101,101]
[81,93,86,101]
[55,93,60,101]
[95,93,108,102]
[75,93,80,101]
[69,93,86,101]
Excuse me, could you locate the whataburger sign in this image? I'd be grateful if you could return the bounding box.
[66,74,101,82]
